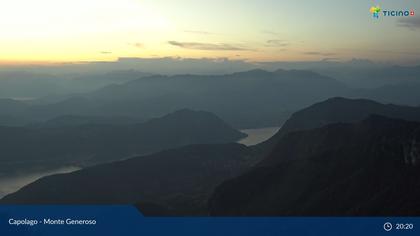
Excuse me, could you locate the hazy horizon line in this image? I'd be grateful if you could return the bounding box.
[1,56,418,68]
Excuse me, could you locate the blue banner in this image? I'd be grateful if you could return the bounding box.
[0,205,419,236]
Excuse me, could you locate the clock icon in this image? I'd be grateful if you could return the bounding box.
[384,222,393,232]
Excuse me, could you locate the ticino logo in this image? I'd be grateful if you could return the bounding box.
[370,6,415,18]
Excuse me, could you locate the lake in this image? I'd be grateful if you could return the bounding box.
[237,126,280,146]
[0,127,280,198]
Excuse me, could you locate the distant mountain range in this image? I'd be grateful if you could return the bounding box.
[0,109,245,176]
[4,97,420,216]
[0,69,349,128]
[34,115,144,128]
[2,68,420,129]
[316,65,420,88]
[0,70,151,99]
[260,60,420,88]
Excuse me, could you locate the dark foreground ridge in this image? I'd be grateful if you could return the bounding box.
[4,98,420,216]
[1,143,257,215]
[258,97,420,152]
[209,115,420,216]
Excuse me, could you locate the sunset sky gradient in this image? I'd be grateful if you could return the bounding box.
[0,0,419,64]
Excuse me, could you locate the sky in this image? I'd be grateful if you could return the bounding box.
[0,0,419,65]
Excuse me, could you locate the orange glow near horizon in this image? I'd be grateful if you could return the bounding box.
[0,0,419,65]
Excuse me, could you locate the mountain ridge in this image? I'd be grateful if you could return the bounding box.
[0,109,245,175]
[209,115,420,216]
